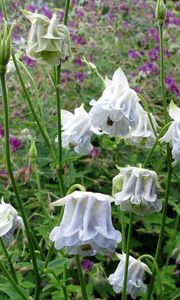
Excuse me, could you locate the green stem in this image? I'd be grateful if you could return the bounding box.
[122,212,133,300]
[138,254,162,300]
[0,238,18,284]
[66,184,86,195]
[55,64,65,196]
[120,210,126,252]
[64,0,71,25]
[146,20,172,299]
[0,72,40,300]
[0,260,29,300]
[159,22,168,124]
[0,0,8,21]
[33,163,54,228]
[75,255,88,300]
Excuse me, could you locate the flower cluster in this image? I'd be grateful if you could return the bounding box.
[49,191,121,256]
[112,166,161,215]
[23,11,71,65]
[108,253,151,299]
[0,198,23,243]
[161,101,180,163]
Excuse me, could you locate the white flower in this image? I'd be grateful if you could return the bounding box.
[23,11,71,65]
[113,167,161,215]
[125,103,157,149]
[108,253,151,299]
[49,191,121,256]
[0,198,23,240]
[160,101,180,163]
[57,104,98,155]
[89,68,140,137]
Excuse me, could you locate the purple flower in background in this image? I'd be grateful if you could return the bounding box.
[165,77,180,98]
[23,55,36,67]
[148,49,158,61]
[0,11,3,23]
[71,32,86,45]
[81,259,93,272]
[76,9,84,18]
[75,72,85,82]
[106,12,114,25]
[164,49,170,58]
[148,28,159,42]
[74,57,83,66]
[9,136,22,152]
[26,4,36,13]
[0,125,4,137]
[128,49,141,59]
[61,70,72,84]
[59,10,64,21]
[40,5,53,19]
[139,62,158,76]
[90,147,100,158]
[72,0,77,5]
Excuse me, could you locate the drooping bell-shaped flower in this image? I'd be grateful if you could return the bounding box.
[113,167,161,215]
[160,101,180,163]
[125,103,157,149]
[23,11,71,65]
[0,198,23,241]
[108,253,151,299]
[57,104,99,155]
[49,191,121,256]
[89,68,140,137]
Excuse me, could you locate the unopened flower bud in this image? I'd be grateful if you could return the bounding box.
[155,0,167,23]
[0,21,12,74]
[29,140,37,163]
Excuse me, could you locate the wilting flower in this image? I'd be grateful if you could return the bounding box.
[108,253,151,299]
[125,103,157,149]
[57,104,99,155]
[49,191,121,256]
[0,198,23,242]
[89,68,140,137]
[160,101,180,163]
[23,11,71,65]
[113,166,161,215]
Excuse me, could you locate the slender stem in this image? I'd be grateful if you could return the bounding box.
[120,210,126,252]
[122,212,133,300]
[0,0,8,21]
[0,260,29,300]
[64,0,71,25]
[0,72,40,300]
[55,64,65,196]
[146,19,173,299]
[75,255,88,300]
[67,184,86,195]
[159,22,168,124]
[33,163,54,228]
[0,238,18,284]
[138,254,162,300]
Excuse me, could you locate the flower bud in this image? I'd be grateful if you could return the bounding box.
[0,21,12,74]
[29,140,37,163]
[155,0,167,23]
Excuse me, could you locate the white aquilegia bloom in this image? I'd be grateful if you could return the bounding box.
[23,11,71,65]
[0,198,23,241]
[108,253,151,299]
[125,103,157,149]
[57,104,99,155]
[89,68,140,137]
[113,167,161,215]
[160,101,180,163]
[49,191,121,256]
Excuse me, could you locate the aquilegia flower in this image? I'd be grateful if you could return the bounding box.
[108,253,151,299]
[160,101,180,163]
[0,198,23,241]
[57,104,99,155]
[113,166,161,215]
[23,11,71,65]
[49,191,121,256]
[125,103,157,149]
[89,68,140,137]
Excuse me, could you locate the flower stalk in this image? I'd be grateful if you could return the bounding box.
[122,212,133,300]
[75,254,89,300]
